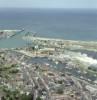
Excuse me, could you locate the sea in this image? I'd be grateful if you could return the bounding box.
[0,8,97,48]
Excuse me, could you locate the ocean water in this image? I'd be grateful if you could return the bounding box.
[0,8,97,48]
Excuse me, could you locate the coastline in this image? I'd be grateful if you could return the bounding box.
[23,35,97,43]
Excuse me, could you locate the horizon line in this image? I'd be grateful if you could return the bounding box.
[0,7,97,9]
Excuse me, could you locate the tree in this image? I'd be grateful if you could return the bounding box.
[36,96,42,100]
[57,88,64,94]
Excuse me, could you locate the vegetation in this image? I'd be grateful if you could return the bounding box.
[9,69,19,74]
[36,96,42,100]
[1,88,33,100]
[56,87,64,94]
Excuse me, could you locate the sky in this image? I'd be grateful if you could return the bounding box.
[0,0,97,8]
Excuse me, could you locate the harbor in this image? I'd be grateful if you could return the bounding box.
[0,30,28,48]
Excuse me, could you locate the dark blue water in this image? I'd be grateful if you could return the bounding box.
[0,8,97,48]
[0,8,97,41]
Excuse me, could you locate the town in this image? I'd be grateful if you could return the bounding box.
[0,30,97,100]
